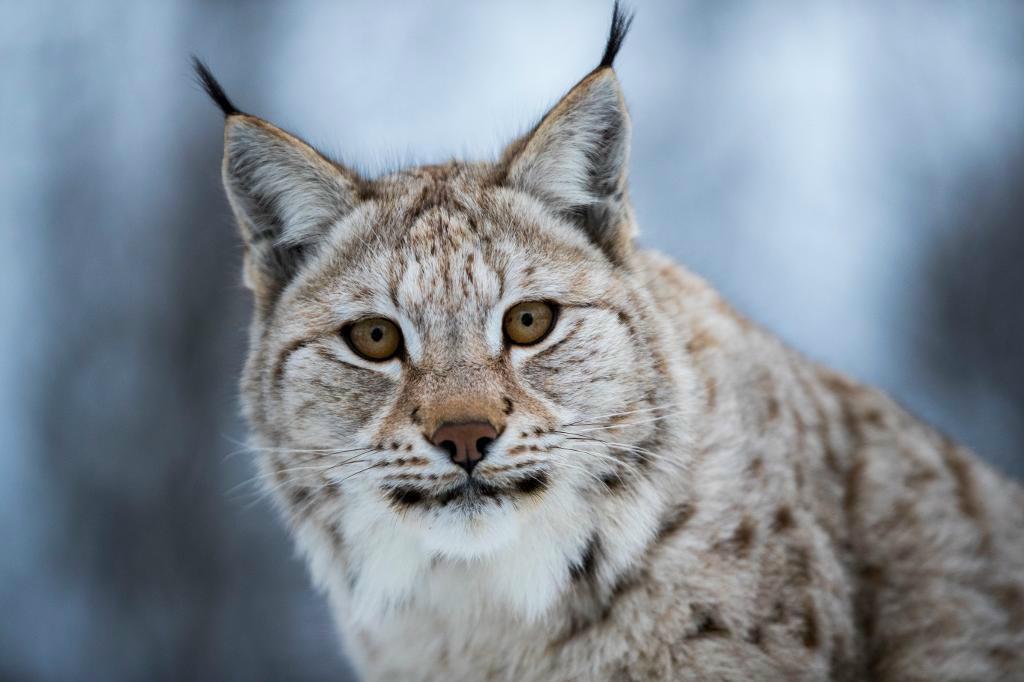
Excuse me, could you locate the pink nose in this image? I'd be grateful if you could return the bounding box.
[430,421,499,474]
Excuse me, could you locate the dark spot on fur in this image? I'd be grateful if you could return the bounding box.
[688,603,730,638]
[388,487,425,508]
[476,481,502,498]
[839,400,864,447]
[876,498,916,537]
[655,502,696,544]
[290,487,311,507]
[408,177,456,220]
[745,625,765,648]
[905,462,939,488]
[731,517,756,557]
[844,454,866,515]
[855,562,885,637]
[551,565,652,649]
[828,632,851,675]
[503,396,514,415]
[773,505,795,532]
[823,444,841,474]
[685,327,717,355]
[601,471,625,491]
[989,645,1016,666]
[514,471,549,495]
[800,596,820,649]
[570,534,601,583]
[819,369,857,396]
[788,545,813,585]
[605,569,648,616]
[273,337,314,387]
[769,598,786,623]
[436,488,459,507]
[939,437,991,552]
[329,523,345,552]
[410,406,421,424]
[992,584,1024,631]
[629,432,663,472]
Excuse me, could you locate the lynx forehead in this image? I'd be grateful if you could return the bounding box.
[199,4,1024,680]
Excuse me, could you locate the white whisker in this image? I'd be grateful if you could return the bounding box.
[563,411,683,434]
[564,401,683,427]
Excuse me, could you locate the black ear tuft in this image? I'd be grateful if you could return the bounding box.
[598,1,635,70]
[191,56,241,117]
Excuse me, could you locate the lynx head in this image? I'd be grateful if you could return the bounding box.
[200,5,694,621]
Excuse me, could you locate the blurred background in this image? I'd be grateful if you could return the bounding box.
[3,1,1023,679]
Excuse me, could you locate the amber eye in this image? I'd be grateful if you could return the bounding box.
[344,317,402,361]
[503,301,557,346]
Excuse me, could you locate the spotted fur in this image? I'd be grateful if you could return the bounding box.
[200,5,1024,680]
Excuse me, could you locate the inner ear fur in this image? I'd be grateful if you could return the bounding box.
[499,68,635,264]
[221,115,362,304]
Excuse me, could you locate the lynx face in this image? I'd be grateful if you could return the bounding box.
[253,171,674,561]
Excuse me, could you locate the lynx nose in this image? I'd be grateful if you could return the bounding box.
[430,421,499,474]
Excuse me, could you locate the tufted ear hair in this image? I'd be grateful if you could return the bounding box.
[498,4,635,264]
[193,58,362,305]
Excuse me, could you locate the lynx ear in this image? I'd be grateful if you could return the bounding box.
[221,116,361,298]
[499,5,635,263]
[194,59,361,303]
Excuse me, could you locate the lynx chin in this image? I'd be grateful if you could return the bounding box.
[196,5,1024,680]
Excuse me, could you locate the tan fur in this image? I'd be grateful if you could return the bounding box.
[209,25,1024,682]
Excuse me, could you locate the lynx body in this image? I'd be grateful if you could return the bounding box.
[198,7,1024,680]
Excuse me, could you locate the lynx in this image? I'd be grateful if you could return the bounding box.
[197,5,1024,680]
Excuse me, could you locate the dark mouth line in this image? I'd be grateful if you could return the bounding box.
[383,470,550,510]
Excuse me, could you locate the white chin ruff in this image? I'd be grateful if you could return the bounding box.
[418,502,523,559]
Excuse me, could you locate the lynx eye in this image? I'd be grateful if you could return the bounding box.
[503,301,557,346]
[344,317,402,361]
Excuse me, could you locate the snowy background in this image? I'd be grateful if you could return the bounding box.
[3,1,1023,679]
